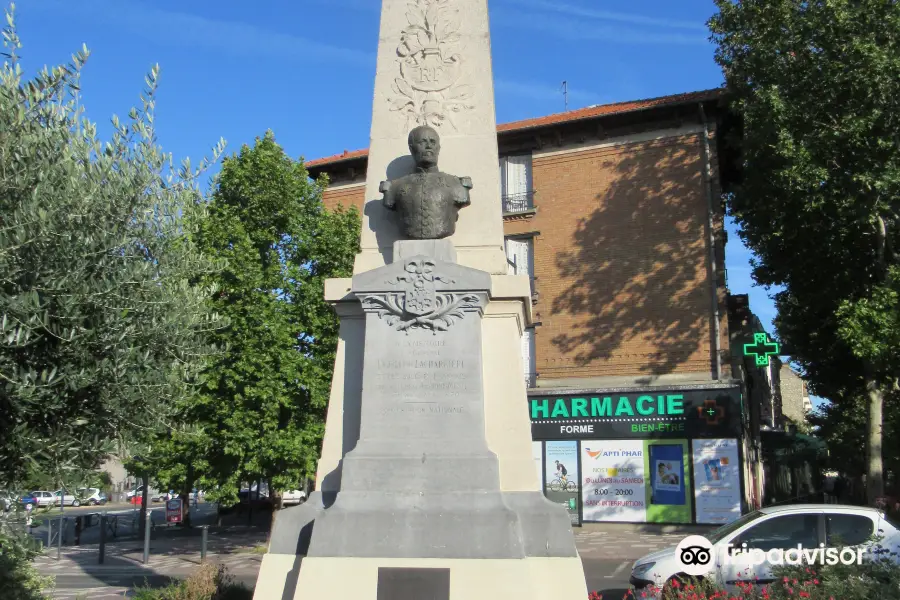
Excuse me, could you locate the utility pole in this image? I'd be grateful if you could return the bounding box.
[561,81,568,111]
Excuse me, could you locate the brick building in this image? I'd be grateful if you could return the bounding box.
[309,90,757,525]
[780,365,812,428]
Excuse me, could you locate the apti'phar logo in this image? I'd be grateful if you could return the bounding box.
[584,447,603,459]
[697,399,725,425]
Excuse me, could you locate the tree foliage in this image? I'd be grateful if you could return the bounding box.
[0,5,225,489]
[710,0,900,500]
[175,132,360,505]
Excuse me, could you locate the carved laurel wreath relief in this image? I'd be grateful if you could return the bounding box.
[388,0,475,131]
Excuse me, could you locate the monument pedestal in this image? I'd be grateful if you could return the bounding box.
[255,242,586,599]
[255,555,588,600]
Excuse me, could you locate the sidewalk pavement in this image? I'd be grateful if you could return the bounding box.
[36,522,701,599]
[34,525,267,580]
[573,523,708,560]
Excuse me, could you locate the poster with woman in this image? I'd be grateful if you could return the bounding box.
[654,461,682,492]
[692,439,741,524]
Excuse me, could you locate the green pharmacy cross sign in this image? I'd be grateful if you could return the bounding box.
[744,332,780,367]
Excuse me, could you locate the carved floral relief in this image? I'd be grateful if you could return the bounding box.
[362,259,481,333]
[388,0,475,130]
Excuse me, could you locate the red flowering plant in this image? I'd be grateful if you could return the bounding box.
[587,531,900,600]
[657,575,765,600]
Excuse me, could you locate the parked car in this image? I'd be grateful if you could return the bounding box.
[76,488,107,506]
[630,504,900,599]
[126,486,164,502]
[54,489,80,507]
[20,491,56,509]
[281,490,307,506]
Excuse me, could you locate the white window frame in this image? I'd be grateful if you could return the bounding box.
[504,236,534,282]
[499,153,534,212]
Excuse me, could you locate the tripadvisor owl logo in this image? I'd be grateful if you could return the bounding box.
[676,536,715,576]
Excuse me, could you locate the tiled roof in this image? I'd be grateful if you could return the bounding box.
[307,148,369,168]
[306,88,723,168]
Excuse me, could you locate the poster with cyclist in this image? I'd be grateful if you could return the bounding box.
[544,441,580,525]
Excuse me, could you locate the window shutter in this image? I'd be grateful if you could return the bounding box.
[505,238,531,277]
[506,154,530,197]
[522,328,535,379]
[504,238,517,275]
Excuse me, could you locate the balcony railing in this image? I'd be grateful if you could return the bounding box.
[502,191,535,214]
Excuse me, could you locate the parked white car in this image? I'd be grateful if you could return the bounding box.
[281,490,307,506]
[54,490,80,507]
[77,488,107,506]
[630,504,900,599]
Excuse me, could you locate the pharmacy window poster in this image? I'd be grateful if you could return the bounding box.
[544,440,580,525]
[692,438,741,525]
[650,444,686,504]
[580,440,646,523]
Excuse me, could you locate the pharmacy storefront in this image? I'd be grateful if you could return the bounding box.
[529,385,745,526]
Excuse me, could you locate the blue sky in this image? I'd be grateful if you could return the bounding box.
[16,0,820,407]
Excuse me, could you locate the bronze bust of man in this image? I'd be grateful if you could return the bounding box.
[380,125,472,240]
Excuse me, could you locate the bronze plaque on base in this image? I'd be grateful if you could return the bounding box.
[377,567,450,600]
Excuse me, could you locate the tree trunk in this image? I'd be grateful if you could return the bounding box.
[866,373,885,505]
[180,462,194,528]
[248,479,255,526]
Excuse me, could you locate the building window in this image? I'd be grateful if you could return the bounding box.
[505,236,534,289]
[499,154,534,214]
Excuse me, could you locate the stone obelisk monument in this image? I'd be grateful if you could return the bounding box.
[253,1,588,598]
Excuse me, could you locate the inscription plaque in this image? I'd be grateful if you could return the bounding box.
[360,320,484,443]
[377,567,450,600]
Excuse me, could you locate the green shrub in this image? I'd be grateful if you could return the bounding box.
[131,564,252,600]
[0,528,54,600]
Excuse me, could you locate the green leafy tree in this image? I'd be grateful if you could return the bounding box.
[710,0,900,502]
[185,132,359,512]
[0,3,224,595]
[0,5,224,489]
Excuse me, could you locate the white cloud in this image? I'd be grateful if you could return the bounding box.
[491,8,709,45]
[28,0,374,67]
[495,0,708,31]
